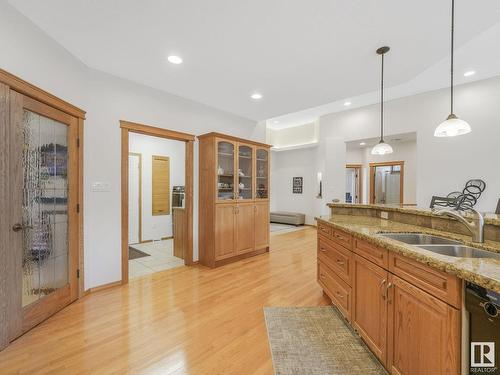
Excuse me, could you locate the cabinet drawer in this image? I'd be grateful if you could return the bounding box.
[318,261,352,321]
[317,221,333,238]
[354,238,389,268]
[318,236,352,285]
[388,253,461,308]
[331,229,352,250]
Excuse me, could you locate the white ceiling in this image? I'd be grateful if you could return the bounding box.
[8,0,500,122]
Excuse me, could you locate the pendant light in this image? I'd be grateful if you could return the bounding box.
[371,46,393,155]
[434,0,471,137]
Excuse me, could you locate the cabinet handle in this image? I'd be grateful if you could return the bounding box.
[320,273,326,279]
[386,283,394,303]
[320,246,327,252]
[335,291,344,299]
[336,259,345,266]
[380,279,387,299]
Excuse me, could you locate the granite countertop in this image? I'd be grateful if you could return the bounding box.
[327,203,500,226]
[316,214,500,293]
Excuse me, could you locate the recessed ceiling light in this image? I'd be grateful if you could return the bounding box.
[273,120,279,124]
[167,55,183,64]
[251,93,263,100]
[359,142,366,146]
[344,101,352,106]
[464,70,476,77]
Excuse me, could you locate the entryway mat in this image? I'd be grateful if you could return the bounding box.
[264,306,387,375]
[128,246,151,260]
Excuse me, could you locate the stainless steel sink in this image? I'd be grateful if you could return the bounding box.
[378,233,461,245]
[416,245,500,259]
[377,232,500,259]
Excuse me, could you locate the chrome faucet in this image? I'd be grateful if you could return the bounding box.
[432,207,484,243]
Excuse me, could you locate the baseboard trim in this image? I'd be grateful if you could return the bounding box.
[88,280,122,293]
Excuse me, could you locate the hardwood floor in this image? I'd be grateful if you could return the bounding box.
[0,227,328,374]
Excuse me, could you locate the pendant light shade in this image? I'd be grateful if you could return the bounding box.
[434,114,471,137]
[371,141,394,155]
[434,0,471,137]
[371,46,393,155]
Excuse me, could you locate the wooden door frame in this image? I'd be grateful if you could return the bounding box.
[369,161,404,204]
[0,69,85,351]
[346,164,362,204]
[128,152,142,244]
[120,120,195,284]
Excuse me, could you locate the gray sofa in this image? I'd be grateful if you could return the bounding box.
[270,211,306,226]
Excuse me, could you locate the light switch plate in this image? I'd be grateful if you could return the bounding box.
[380,211,389,219]
[91,182,111,192]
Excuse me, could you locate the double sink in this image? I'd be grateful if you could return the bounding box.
[378,233,500,259]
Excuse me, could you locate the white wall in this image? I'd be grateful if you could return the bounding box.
[129,133,185,241]
[346,140,417,204]
[270,147,319,225]
[1,2,262,289]
[271,77,500,220]
[320,77,500,212]
[84,72,259,289]
[267,122,318,149]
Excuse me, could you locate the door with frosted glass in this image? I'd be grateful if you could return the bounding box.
[8,92,78,340]
[369,162,404,205]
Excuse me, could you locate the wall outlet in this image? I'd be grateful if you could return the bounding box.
[380,211,389,220]
[91,182,111,192]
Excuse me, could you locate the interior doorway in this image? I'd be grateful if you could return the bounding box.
[120,121,194,284]
[346,164,362,203]
[369,161,404,204]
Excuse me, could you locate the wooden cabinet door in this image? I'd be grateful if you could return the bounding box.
[387,274,460,375]
[215,204,236,260]
[216,139,237,203]
[254,201,269,250]
[236,203,255,254]
[352,254,388,365]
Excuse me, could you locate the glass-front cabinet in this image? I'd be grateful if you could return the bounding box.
[217,140,236,201]
[237,144,253,200]
[255,148,269,199]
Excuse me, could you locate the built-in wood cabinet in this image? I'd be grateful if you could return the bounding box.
[215,204,237,260]
[199,133,271,267]
[352,254,388,364]
[254,201,270,250]
[236,203,255,254]
[386,274,461,375]
[316,222,461,375]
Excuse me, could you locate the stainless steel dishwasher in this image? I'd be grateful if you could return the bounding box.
[466,282,499,374]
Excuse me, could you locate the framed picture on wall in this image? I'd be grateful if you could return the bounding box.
[292,177,303,194]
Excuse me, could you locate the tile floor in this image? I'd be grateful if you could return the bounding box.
[128,239,185,279]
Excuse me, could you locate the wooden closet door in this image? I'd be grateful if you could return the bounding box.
[387,274,460,375]
[254,201,269,250]
[352,254,388,365]
[236,203,254,254]
[8,91,79,341]
[214,204,236,260]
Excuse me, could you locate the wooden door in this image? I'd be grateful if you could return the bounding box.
[8,91,79,341]
[387,274,460,375]
[352,254,388,364]
[236,203,255,254]
[216,139,236,203]
[254,201,269,250]
[215,204,236,260]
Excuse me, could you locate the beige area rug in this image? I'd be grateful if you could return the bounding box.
[264,306,387,375]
